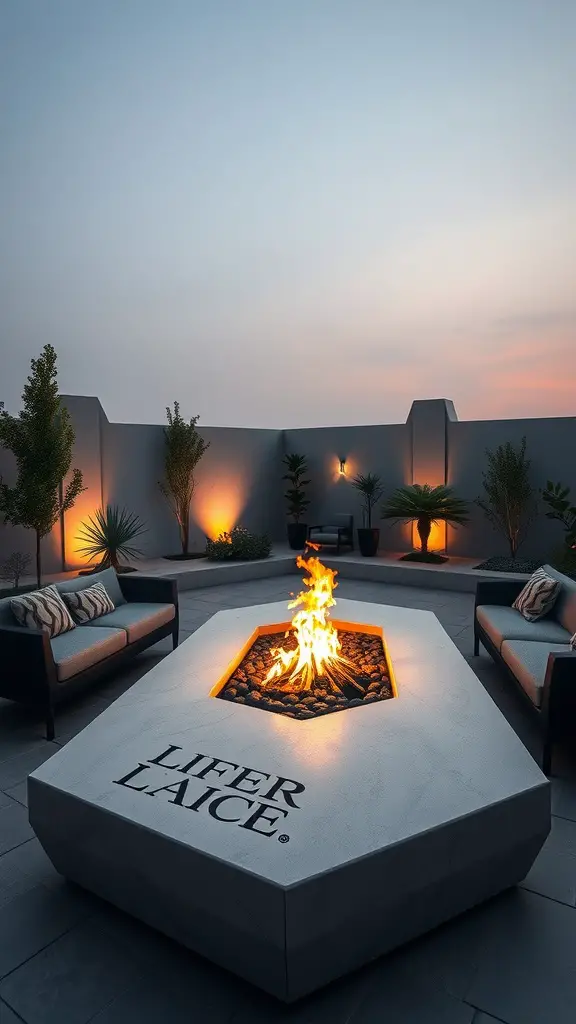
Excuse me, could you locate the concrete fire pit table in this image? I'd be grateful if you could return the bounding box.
[28,600,550,1002]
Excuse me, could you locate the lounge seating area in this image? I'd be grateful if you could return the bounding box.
[474,564,576,775]
[0,567,178,740]
[308,514,354,553]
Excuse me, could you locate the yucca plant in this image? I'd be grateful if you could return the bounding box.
[77,505,147,572]
[381,484,469,560]
[352,472,385,529]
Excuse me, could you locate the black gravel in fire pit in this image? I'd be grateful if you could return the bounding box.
[217,630,394,720]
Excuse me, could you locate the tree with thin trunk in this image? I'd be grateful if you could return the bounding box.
[476,437,535,559]
[0,345,84,586]
[159,402,210,555]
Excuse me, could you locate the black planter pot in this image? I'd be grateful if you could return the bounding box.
[287,523,309,551]
[357,527,380,557]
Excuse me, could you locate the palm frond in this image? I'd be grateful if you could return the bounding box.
[381,484,469,526]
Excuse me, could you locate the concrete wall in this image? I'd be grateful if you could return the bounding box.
[1,392,575,572]
[447,416,576,559]
[282,422,411,550]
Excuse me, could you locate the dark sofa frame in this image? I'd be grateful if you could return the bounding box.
[0,575,179,741]
[474,579,576,775]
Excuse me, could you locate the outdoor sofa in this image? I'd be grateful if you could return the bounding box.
[474,564,576,775]
[0,568,179,741]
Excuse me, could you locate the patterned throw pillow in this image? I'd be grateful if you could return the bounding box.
[570,633,576,650]
[61,582,115,624]
[10,585,75,637]
[512,568,560,623]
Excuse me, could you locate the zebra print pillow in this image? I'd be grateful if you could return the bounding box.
[512,569,560,622]
[570,633,576,650]
[10,585,75,637]
[61,582,115,624]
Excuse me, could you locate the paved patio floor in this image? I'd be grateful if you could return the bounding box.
[1,576,575,1024]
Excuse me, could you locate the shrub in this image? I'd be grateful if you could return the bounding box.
[206,526,271,561]
[159,402,210,555]
[282,453,310,523]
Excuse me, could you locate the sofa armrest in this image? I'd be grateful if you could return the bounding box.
[475,579,526,609]
[0,625,55,702]
[119,575,178,607]
[542,650,576,724]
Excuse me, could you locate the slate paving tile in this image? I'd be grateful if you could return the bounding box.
[472,1014,510,1023]
[0,916,145,1024]
[520,815,576,906]
[350,976,474,1024]
[3,783,27,809]
[463,888,576,1024]
[0,884,95,979]
[0,838,61,911]
[0,745,59,792]
[0,793,13,811]
[0,803,34,857]
[0,1000,26,1023]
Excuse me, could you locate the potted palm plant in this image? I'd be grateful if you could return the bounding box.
[352,472,385,556]
[283,453,310,550]
[76,505,147,573]
[381,484,469,563]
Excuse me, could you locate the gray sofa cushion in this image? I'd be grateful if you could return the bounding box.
[51,626,126,683]
[541,564,576,635]
[308,531,341,544]
[85,602,175,643]
[54,567,126,608]
[476,605,571,651]
[500,640,574,707]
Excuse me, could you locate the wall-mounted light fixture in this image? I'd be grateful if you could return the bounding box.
[338,458,347,476]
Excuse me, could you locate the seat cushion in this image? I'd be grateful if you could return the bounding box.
[84,602,175,643]
[476,605,571,651]
[51,626,126,683]
[54,567,126,608]
[541,564,576,635]
[501,640,574,707]
[309,532,342,544]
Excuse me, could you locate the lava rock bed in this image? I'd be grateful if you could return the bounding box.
[218,629,394,720]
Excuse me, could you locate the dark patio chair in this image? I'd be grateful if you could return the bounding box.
[308,515,354,554]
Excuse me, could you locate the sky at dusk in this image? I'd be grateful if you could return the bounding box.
[1,0,575,428]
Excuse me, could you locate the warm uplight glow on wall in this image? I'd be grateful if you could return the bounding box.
[411,520,446,553]
[332,455,355,483]
[193,479,248,540]
[64,497,99,569]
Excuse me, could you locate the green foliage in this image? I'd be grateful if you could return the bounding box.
[77,505,147,571]
[381,483,469,553]
[0,344,84,585]
[476,437,535,559]
[352,472,385,528]
[159,402,210,554]
[0,551,31,588]
[283,453,310,523]
[206,526,271,561]
[541,481,576,552]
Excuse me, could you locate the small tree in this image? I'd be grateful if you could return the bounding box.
[159,402,210,555]
[282,453,310,522]
[0,551,31,590]
[352,472,385,529]
[0,345,84,586]
[476,437,535,559]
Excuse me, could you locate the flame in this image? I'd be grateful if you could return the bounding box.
[264,546,360,694]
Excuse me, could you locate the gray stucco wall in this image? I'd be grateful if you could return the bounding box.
[282,423,411,550]
[447,416,576,559]
[1,393,575,572]
[102,419,283,560]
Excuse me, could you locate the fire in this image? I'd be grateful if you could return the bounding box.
[264,546,361,694]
